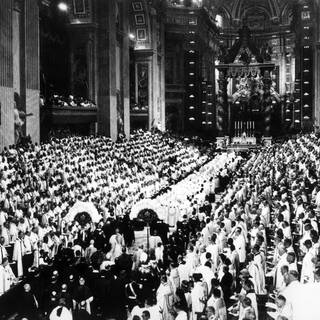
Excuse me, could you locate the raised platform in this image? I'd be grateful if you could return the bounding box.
[232,136,256,145]
[41,105,97,124]
[216,136,260,152]
[229,136,259,152]
[227,144,260,152]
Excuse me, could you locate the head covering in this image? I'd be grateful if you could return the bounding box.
[240,268,251,278]
[193,273,203,282]
[314,267,320,278]
[52,270,59,279]
[181,280,189,290]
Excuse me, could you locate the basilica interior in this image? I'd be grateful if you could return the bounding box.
[0,0,319,147]
[1,1,320,320]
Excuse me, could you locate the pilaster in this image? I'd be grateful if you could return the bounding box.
[122,0,130,138]
[24,0,40,143]
[216,70,229,136]
[97,0,117,140]
[0,0,14,148]
[314,0,320,128]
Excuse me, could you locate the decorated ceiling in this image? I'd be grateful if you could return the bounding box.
[206,0,296,29]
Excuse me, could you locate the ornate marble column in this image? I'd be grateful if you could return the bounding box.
[129,0,165,132]
[0,0,14,148]
[24,0,40,143]
[122,0,130,139]
[0,0,40,148]
[315,42,320,129]
[94,0,131,140]
[216,70,228,136]
[97,0,118,140]
[314,0,320,129]
[261,69,273,137]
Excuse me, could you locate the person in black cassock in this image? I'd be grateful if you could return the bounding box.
[116,246,133,274]
[19,283,39,320]
[189,211,200,234]
[47,270,61,296]
[29,267,45,313]
[125,279,141,311]
[62,242,75,264]
[103,268,117,316]
[72,276,93,314]
[92,224,106,251]
[122,214,135,247]
[107,270,127,320]
[74,300,92,320]
[46,290,59,315]
[59,283,73,311]
[102,220,114,244]
[67,274,77,296]
[220,265,233,305]
[86,265,100,314]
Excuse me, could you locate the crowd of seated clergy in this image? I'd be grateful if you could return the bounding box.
[166,0,203,8]
[1,133,320,320]
[43,94,97,109]
[0,129,209,291]
[130,102,148,113]
[0,141,236,320]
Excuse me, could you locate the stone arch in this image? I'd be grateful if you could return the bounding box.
[130,199,167,222]
[268,0,281,18]
[65,201,102,224]
[240,5,274,30]
[280,2,294,25]
[231,0,281,22]
[231,0,243,21]
[241,4,273,20]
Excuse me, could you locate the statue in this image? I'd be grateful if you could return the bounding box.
[14,99,33,144]
[260,42,273,62]
[239,48,252,65]
[217,44,230,64]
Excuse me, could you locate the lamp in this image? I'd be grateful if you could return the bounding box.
[57,2,68,12]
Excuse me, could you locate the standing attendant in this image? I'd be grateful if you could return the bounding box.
[0,236,8,264]
[13,231,25,277]
[0,257,17,295]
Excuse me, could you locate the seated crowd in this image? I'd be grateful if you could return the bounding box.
[0,130,209,238]
[0,132,320,320]
[42,95,97,109]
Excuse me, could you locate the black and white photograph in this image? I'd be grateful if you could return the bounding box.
[0,0,320,320]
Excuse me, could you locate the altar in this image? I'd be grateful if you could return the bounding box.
[214,26,280,142]
[232,136,256,145]
[229,120,258,151]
